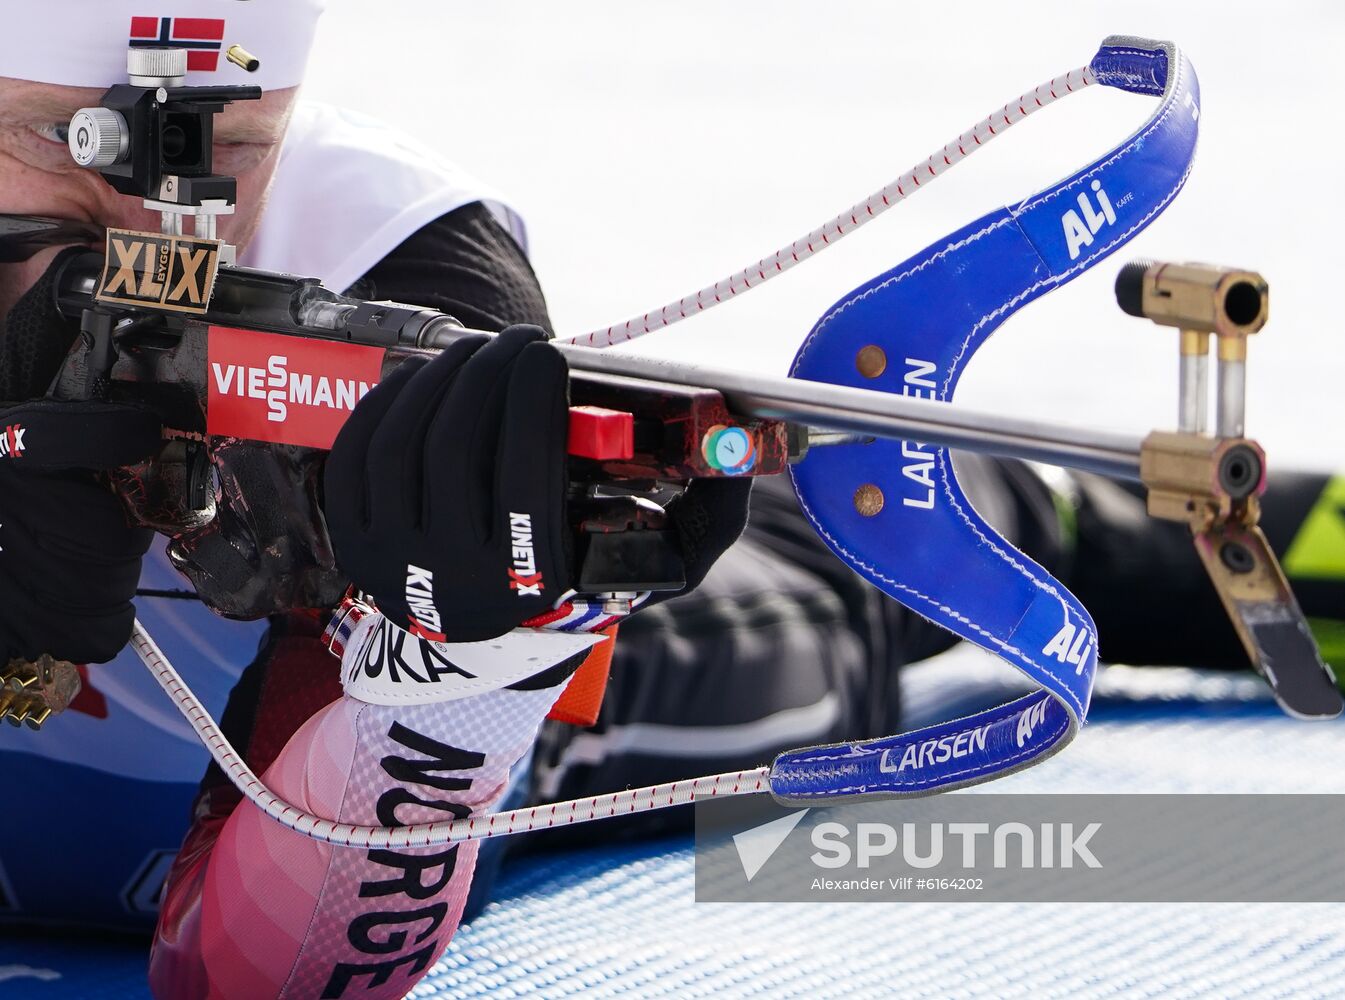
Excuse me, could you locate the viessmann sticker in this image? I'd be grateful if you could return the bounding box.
[95,228,221,314]
[207,326,386,449]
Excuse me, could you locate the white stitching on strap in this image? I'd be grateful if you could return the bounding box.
[1015,53,1184,216]
[790,216,1013,375]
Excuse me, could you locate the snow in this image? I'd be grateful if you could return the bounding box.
[305,1,1344,472]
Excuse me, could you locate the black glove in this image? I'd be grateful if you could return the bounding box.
[0,259,160,664]
[644,476,753,608]
[0,401,160,663]
[324,325,754,643]
[325,326,572,642]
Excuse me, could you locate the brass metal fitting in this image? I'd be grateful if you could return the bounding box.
[1139,431,1264,527]
[1114,260,1268,338]
[1121,261,1340,718]
[1116,260,1269,441]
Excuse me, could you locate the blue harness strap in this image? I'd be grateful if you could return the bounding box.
[774,37,1199,802]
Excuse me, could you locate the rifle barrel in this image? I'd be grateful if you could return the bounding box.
[52,250,1144,481]
[558,346,1144,481]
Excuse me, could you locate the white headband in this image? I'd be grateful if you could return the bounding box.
[0,1,326,91]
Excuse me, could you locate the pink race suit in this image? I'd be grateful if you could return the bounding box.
[149,625,572,999]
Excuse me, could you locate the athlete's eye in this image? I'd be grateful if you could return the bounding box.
[31,122,70,146]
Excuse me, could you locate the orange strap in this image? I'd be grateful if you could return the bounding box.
[546,625,618,727]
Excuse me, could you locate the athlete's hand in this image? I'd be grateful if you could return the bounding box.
[643,475,753,609]
[325,326,574,643]
[324,324,755,644]
[0,256,160,664]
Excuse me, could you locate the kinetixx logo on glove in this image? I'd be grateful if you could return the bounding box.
[0,425,26,459]
[404,564,447,642]
[508,512,544,597]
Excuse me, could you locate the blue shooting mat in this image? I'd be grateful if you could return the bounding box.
[775,37,1200,801]
[4,664,1344,1000]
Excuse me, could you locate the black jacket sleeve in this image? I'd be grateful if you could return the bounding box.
[344,201,551,332]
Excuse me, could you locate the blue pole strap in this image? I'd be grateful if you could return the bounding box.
[774,37,1199,802]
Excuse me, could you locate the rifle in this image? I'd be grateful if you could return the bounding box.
[0,40,1335,832]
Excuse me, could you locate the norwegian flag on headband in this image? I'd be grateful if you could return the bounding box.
[129,16,226,72]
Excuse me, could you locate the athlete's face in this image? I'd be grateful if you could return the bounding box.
[0,77,296,320]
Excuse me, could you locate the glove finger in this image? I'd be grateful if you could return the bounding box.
[0,476,150,609]
[0,400,161,471]
[422,326,548,540]
[26,533,145,623]
[0,477,146,664]
[668,477,754,593]
[492,340,571,606]
[19,473,152,558]
[325,356,426,540]
[5,598,137,665]
[0,247,83,400]
[366,334,489,530]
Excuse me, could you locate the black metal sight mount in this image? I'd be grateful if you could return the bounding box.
[68,47,260,247]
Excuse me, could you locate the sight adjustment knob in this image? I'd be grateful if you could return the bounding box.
[68,107,130,168]
[127,46,188,87]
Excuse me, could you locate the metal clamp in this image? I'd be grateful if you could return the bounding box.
[1118,261,1340,718]
[1115,260,1268,436]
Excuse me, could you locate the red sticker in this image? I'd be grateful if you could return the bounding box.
[207,326,385,450]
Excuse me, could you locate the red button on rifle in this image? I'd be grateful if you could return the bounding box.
[568,406,635,461]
